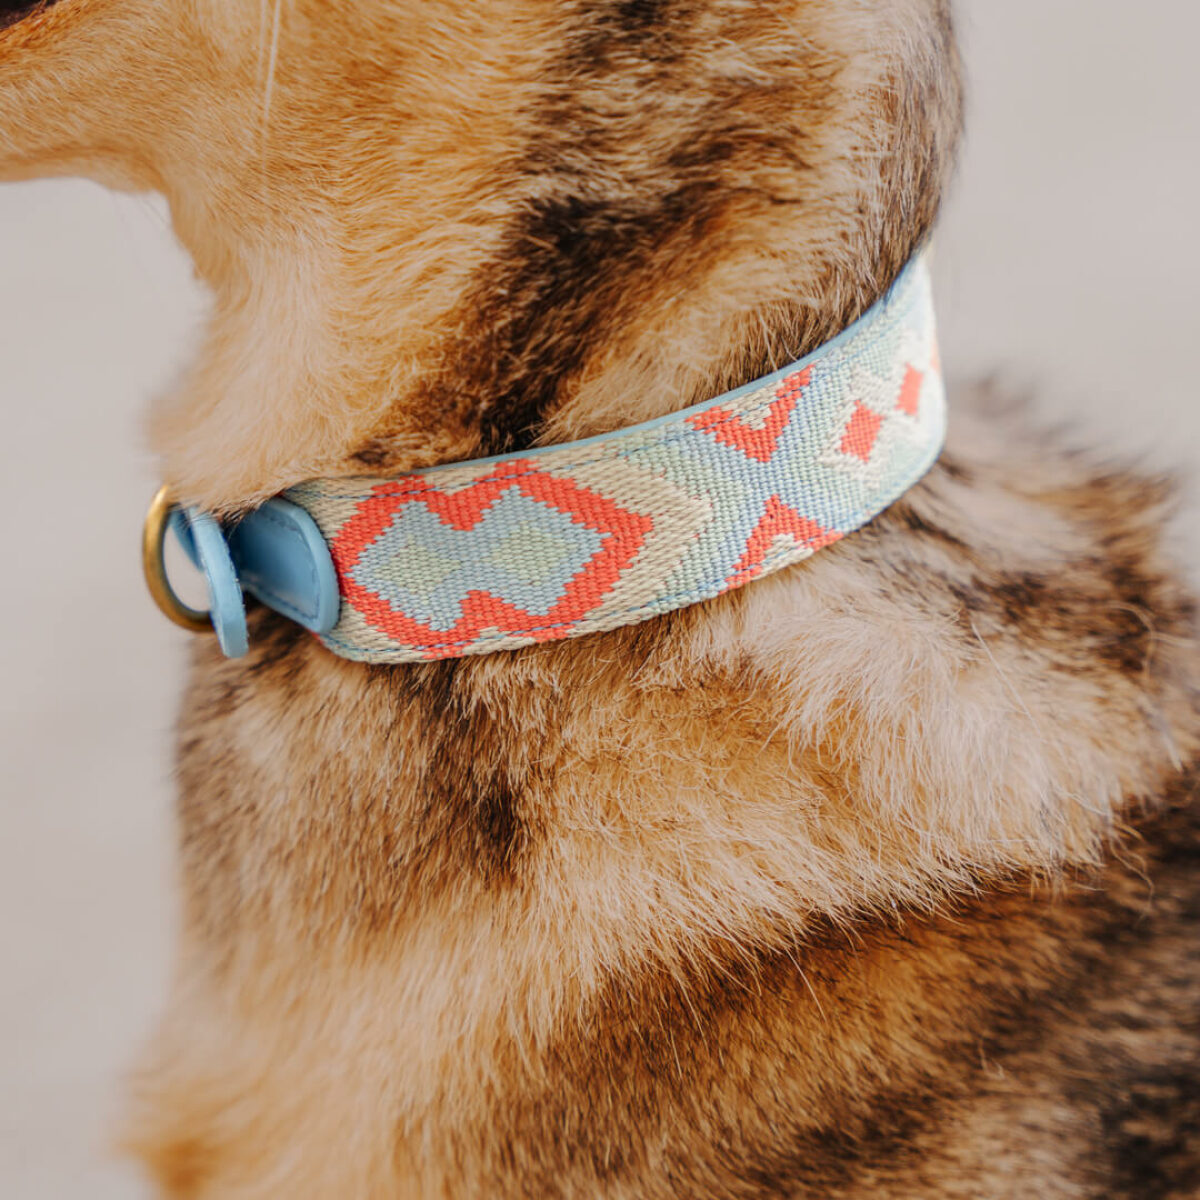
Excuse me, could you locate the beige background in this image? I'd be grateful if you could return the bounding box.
[1,3,1197,1196]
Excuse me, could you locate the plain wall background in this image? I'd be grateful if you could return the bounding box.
[2,3,1198,1196]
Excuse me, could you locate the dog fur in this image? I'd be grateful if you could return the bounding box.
[2,2,1198,1196]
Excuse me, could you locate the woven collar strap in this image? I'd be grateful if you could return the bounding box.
[160,256,943,663]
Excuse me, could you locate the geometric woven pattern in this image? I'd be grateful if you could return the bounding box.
[286,256,945,662]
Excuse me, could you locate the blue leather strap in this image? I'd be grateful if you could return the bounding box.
[169,499,340,658]
[228,499,341,636]
[169,508,249,658]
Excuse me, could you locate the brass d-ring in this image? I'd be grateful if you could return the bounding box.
[142,485,214,634]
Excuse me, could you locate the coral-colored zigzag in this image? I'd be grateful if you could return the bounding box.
[726,495,841,589]
[688,367,812,462]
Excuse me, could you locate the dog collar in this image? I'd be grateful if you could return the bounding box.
[145,255,944,663]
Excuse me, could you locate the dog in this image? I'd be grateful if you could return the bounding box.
[3,1,1198,1196]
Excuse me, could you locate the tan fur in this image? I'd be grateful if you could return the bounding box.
[3,2,1198,1197]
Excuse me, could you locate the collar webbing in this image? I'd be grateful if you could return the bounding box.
[158,256,944,663]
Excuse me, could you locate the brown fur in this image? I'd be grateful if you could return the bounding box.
[2,2,1198,1197]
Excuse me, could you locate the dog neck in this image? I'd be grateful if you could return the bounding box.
[159,258,946,663]
[120,3,964,517]
[14,0,1191,935]
[73,5,1200,905]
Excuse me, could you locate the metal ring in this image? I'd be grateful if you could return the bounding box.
[142,485,214,634]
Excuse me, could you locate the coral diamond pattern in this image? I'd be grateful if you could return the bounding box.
[331,463,652,656]
[895,365,924,417]
[286,256,945,663]
[839,401,885,462]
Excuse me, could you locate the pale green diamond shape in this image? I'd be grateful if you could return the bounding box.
[486,524,583,588]
[381,541,464,601]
